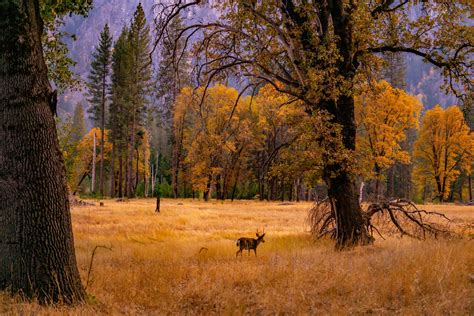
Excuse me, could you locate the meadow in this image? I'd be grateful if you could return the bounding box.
[1,199,473,315]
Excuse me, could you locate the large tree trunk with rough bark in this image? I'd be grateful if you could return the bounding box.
[323,93,371,249]
[0,0,85,303]
[322,4,370,249]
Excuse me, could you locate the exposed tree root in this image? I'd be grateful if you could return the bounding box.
[308,198,459,242]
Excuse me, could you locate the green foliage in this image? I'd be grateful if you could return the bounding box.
[109,26,132,150]
[158,181,172,198]
[128,3,153,119]
[107,4,153,198]
[39,0,92,92]
[87,24,113,127]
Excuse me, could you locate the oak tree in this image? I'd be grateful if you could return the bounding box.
[0,0,85,303]
[155,0,472,247]
[413,105,473,202]
[355,80,422,198]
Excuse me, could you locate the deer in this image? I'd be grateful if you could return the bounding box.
[236,228,265,257]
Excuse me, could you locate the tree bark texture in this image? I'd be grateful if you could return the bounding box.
[99,104,105,196]
[126,113,136,198]
[323,94,371,249]
[109,135,116,197]
[91,131,96,193]
[321,3,370,248]
[0,0,85,302]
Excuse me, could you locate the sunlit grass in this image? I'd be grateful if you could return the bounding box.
[2,199,473,314]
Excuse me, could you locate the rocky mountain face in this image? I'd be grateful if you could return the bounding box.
[57,0,457,118]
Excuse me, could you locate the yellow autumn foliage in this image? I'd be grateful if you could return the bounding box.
[70,128,112,193]
[174,84,257,194]
[413,105,473,202]
[355,80,422,180]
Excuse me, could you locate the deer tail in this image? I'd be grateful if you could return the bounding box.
[236,239,240,247]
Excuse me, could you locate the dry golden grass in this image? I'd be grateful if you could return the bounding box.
[1,199,473,315]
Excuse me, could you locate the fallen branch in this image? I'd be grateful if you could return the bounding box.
[308,198,457,242]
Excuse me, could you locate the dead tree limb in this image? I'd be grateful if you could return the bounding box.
[85,245,113,290]
[308,198,458,242]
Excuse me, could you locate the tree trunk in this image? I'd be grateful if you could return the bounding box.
[143,150,147,198]
[171,119,184,199]
[127,113,136,198]
[155,194,160,213]
[91,131,97,193]
[171,144,179,198]
[289,180,293,201]
[203,175,212,201]
[0,0,85,302]
[118,150,123,198]
[99,82,105,196]
[109,136,116,197]
[281,181,285,202]
[323,93,371,249]
[231,165,241,202]
[374,164,382,201]
[216,174,222,200]
[258,175,264,201]
[296,178,302,202]
[458,175,463,202]
[469,174,473,202]
[435,175,443,203]
[386,166,395,198]
[135,148,139,193]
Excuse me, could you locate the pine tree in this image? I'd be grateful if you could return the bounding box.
[88,24,113,126]
[125,3,153,198]
[71,102,87,143]
[87,24,112,196]
[109,27,132,198]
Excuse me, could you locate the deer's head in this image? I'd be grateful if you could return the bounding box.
[256,228,265,243]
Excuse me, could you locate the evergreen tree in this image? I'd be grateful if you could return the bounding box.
[125,3,153,198]
[109,27,132,198]
[87,24,112,196]
[71,102,87,143]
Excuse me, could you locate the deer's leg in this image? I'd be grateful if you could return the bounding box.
[254,249,257,256]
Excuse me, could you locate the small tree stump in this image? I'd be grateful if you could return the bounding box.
[155,195,160,213]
